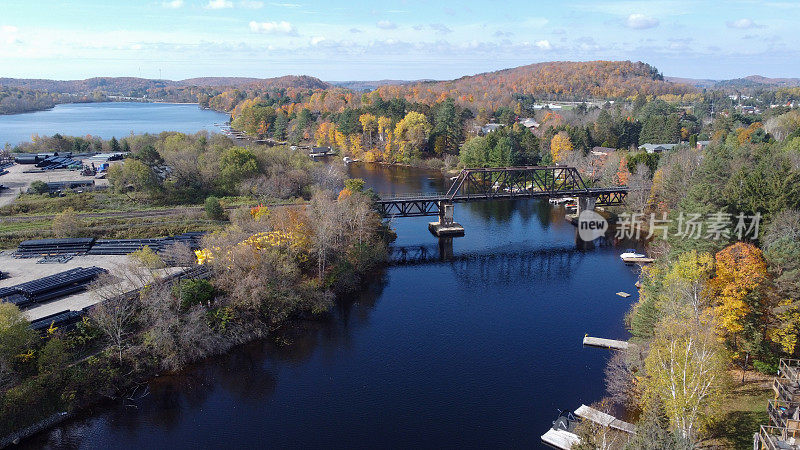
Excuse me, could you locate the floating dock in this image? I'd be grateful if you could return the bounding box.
[621,257,655,264]
[616,291,631,298]
[583,336,631,351]
[574,404,636,434]
[541,428,580,449]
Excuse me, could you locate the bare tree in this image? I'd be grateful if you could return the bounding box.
[605,347,646,410]
[90,268,148,363]
[160,241,197,268]
[138,282,221,371]
[626,163,653,213]
[308,191,342,279]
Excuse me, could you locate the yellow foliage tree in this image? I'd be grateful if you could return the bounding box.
[393,111,431,163]
[663,250,714,321]
[315,122,335,147]
[550,131,573,162]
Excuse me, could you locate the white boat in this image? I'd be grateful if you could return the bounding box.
[343,157,353,164]
[549,197,575,204]
[620,249,646,260]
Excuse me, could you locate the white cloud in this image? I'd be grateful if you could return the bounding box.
[430,23,452,34]
[249,20,297,35]
[0,25,19,45]
[239,0,263,8]
[535,40,552,50]
[204,0,233,9]
[349,28,363,33]
[162,0,184,8]
[310,36,326,45]
[270,2,300,6]
[625,13,659,29]
[377,20,397,30]
[727,18,761,29]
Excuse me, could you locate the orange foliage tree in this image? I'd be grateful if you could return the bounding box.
[706,242,768,350]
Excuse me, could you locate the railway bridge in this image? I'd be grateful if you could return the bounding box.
[376,166,628,236]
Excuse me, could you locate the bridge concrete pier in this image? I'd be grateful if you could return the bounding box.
[428,202,465,237]
[577,196,597,216]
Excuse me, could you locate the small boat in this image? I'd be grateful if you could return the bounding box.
[343,157,353,164]
[620,249,646,260]
[541,410,581,449]
[549,197,575,204]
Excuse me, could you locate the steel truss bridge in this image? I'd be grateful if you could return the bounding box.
[376,166,628,218]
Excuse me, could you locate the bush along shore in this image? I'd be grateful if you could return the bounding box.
[0,185,391,443]
[0,135,393,444]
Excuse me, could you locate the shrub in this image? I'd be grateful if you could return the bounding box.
[29,180,49,195]
[173,279,215,309]
[204,196,225,220]
[51,208,82,238]
[753,360,778,376]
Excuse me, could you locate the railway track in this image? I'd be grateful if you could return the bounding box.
[0,202,307,223]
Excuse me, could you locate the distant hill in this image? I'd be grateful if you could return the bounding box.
[664,77,719,89]
[0,75,330,95]
[666,75,800,90]
[328,79,432,92]
[374,60,696,107]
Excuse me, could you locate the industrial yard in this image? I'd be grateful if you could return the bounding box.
[0,157,110,207]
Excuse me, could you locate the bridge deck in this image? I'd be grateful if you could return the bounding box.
[376,167,628,218]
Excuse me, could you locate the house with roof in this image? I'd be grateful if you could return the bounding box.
[519,118,540,130]
[480,123,504,135]
[639,143,678,154]
[696,140,711,150]
[590,146,616,156]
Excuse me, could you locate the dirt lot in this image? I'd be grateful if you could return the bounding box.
[0,163,107,207]
[0,251,182,322]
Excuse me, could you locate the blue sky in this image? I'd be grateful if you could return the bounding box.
[0,0,797,81]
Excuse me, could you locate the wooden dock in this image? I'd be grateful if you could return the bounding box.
[541,428,580,449]
[574,404,636,434]
[583,336,631,351]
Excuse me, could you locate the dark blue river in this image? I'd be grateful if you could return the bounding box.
[28,162,640,449]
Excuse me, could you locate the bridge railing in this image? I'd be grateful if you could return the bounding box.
[378,192,444,201]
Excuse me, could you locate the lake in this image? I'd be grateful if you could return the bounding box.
[10,102,641,448]
[0,102,229,147]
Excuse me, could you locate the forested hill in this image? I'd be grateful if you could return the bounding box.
[0,75,330,95]
[666,75,800,91]
[178,75,330,89]
[374,60,696,106]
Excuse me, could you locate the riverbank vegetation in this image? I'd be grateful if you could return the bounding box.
[0,170,389,441]
[573,107,800,448]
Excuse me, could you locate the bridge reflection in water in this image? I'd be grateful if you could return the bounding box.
[388,241,597,286]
